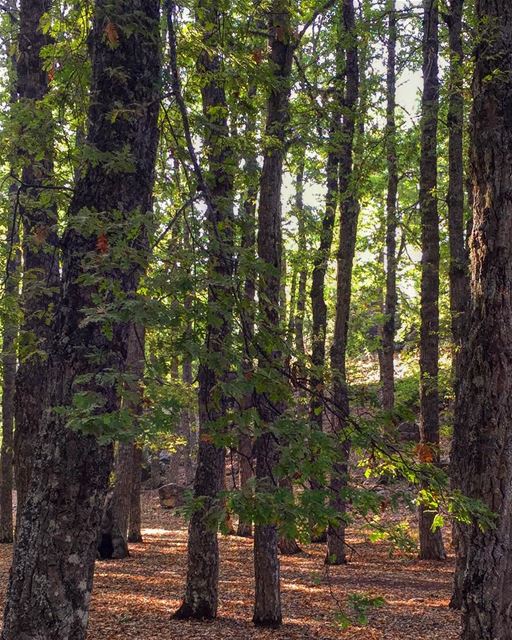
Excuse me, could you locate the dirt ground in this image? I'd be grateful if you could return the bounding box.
[0,491,460,639]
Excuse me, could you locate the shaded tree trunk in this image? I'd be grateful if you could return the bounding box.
[13,0,60,527]
[326,0,359,567]
[237,102,258,538]
[452,2,512,638]
[172,0,235,620]
[252,0,293,627]
[99,325,145,559]
[1,2,161,638]
[417,0,446,561]
[445,0,469,610]
[380,0,398,413]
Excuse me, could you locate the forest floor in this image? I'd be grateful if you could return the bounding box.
[0,491,460,639]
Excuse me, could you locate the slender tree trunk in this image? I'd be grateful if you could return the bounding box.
[445,0,469,609]
[1,2,161,638]
[417,0,446,562]
[0,197,19,544]
[172,0,235,620]
[13,0,60,527]
[380,0,398,413]
[326,0,359,567]
[237,108,258,538]
[452,3,512,637]
[99,324,145,559]
[253,0,293,627]
[294,158,307,357]
[128,443,144,543]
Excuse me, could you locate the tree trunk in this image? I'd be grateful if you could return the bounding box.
[380,0,398,413]
[417,0,446,562]
[326,0,359,567]
[252,0,293,627]
[294,158,307,358]
[128,443,144,543]
[237,108,258,537]
[451,2,512,637]
[0,194,19,544]
[13,0,60,527]
[1,2,161,638]
[445,0,469,609]
[172,0,235,620]
[99,324,146,559]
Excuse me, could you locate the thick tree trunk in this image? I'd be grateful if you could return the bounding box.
[0,200,19,544]
[380,0,398,413]
[452,3,512,638]
[418,0,446,561]
[1,2,161,638]
[128,443,144,543]
[13,0,60,526]
[172,0,235,620]
[326,0,359,567]
[252,0,293,627]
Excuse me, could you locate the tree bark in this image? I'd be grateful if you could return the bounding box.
[452,2,512,637]
[13,0,60,527]
[172,0,235,620]
[380,0,398,413]
[1,1,161,638]
[417,0,446,562]
[252,0,293,627]
[326,0,359,567]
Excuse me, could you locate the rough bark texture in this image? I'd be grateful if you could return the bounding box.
[445,0,469,610]
[1,2,161,638]
[13,0,60,526]
[380,0,398,413]
[418,0,446,562]
[252,0,293,627]
[326,0,359,567]
[453,2,512,637]
[173,0,235,620]
[0,196,19,544]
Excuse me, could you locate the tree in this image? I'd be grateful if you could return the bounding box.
[326,0,359,567]
[417,0,446,561]
[1,1,161,637]
[444,0,469,609]
[452,2,512,637]
[13,0,60,524]
[379,0,398,413]
[172,0,236,619]
[252,0,293,626]
[98,324,145,559]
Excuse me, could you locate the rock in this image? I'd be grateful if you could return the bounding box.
[398,421,420,442]
[158,483,188,509]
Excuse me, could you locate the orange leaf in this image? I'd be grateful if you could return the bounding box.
[48,64,55,83]
[415,443,434,463]
[252,48,264,64]
[104,19,119,46]
[96,233,109,254]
